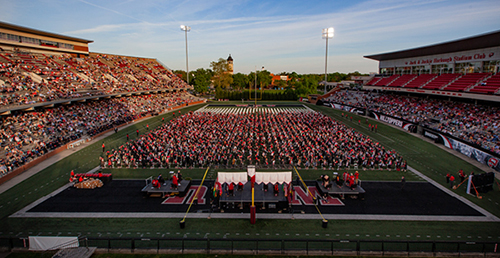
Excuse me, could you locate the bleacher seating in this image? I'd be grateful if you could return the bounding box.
[387,74,417,87]
[443,73,490,92]
[421,73,461,90]
[366,77,382,86]
[374,75,399,86]
[404,74,437,88]
[0,49,191,107]
[468,73,500,94]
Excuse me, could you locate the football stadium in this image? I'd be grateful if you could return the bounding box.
[1,5,500,258]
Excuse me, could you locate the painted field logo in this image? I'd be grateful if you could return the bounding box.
[161,186,208,205]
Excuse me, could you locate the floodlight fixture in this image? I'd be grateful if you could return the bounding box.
[322,27,334,39]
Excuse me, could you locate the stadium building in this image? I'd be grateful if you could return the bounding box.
[363,30,500,102]
[0,21,92,57]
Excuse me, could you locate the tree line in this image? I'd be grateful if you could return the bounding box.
[173,58,367,99]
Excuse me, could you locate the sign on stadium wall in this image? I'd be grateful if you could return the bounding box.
[326,102,365,115]
[437,133,500,173]
[379,46,500,68]
[371,112,417,132]
[423,130,440,142]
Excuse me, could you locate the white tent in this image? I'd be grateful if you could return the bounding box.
[254,172,292,184]
[217,172,248,184]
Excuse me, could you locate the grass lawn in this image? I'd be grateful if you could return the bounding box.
[0,101,499,247]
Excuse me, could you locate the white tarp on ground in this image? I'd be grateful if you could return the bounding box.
[255,172,292,184]
[29,236,79,251]
[217,172,248,184]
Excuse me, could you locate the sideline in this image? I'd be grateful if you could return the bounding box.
[408,166,500,222]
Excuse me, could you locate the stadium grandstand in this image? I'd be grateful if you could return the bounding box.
[0,22,204,179]
[363,30,500,101]
[319,31,500,175]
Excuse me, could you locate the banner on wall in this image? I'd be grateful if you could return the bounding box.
[437,133,500,173]
[371,112,417,133]
[29,236,79,251]
[325,102,366,115]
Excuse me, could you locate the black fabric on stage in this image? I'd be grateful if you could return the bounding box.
[27,180,483,216]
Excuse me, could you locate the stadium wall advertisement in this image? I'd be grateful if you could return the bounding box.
[370,112,418,133]
[422,128,500,173]
[323,102,366,115]
[379,46,500,68]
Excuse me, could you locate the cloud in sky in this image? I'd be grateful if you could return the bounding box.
[2,0,500,74]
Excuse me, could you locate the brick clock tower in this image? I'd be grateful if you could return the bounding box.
[227,54,233,75]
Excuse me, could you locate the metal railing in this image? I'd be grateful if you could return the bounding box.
[0,236,498,256]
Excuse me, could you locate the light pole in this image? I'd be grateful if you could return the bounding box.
[180,25,190,84]
[322,27,334,94]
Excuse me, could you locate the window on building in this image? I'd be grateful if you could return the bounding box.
[411,66,428,75]
[0,32,20,42]
[40,40,58,48]
[59,43,74,50]
[431,64,450,75]
[20,36,40,45]
[482,60,499,73]
[380,67,395,76]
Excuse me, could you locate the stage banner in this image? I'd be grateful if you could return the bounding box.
[438,133,500,173]
[29,236,79,251]
[371,112,417,132]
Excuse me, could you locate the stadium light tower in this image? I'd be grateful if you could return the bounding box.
[322,27,334,94]
[180,25,191,84]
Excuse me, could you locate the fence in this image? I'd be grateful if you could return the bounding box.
[0,236,498,256]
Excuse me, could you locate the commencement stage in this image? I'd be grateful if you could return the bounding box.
[217,182,290,211]
[315,181,366,200]
[141,179,192,197]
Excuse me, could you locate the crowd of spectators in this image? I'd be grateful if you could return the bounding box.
[102,109,406,171]
[0,91,202,177]
[324,90,500,154]
[0,49,190,107]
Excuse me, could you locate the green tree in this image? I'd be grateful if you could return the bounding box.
[172,70,187,82]
[274,79,286,90]
[247,72,257,90]
[210,58,233,89]
[231,73,248,91]
[286,71,300,88]
[301,74,319,94]
[257,70,272,89]
[192,68,212,93]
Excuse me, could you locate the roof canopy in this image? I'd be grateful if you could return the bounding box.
[0,21,93,44]
[364,30,500,61]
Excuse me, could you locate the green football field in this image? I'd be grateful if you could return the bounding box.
[0,100,499,251]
